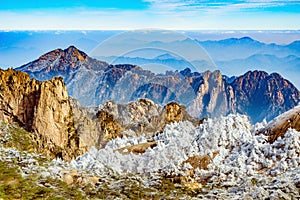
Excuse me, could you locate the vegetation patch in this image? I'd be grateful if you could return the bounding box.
[0,160,85,200]
[0,122,37,152]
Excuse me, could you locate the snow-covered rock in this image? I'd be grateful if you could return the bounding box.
[72,113,300,180]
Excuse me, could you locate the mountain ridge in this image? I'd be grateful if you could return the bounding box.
[17,46,300,123]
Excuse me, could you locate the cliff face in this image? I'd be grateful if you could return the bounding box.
[0,69,81,160]
[187,70,235,118]
[69,98,100,152]
[17,46,300,123]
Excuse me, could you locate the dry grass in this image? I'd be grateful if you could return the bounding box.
[115,141,157,155]
[182,153,218,170]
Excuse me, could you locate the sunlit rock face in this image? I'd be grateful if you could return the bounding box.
[187,70,234,119]
[0,69,81,161]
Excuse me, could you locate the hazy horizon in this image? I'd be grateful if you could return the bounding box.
[1,29,300,89]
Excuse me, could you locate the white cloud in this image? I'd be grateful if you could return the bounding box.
[143,0,300,13]
[0,1,299,30]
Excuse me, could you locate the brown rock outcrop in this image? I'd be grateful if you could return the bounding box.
[0,69,81,160]
[187,70,234,119]
[96,109,124,147]
[99,99,203,139]
[257,105,300,142]
[73,98,204,150]
[115,141,157,155]
[151,102,204,133]
[71,98,160,149]
[69,98,100,152]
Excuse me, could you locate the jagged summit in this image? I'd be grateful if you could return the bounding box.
[61,45,88,61]
[16,46,108,81]
[231,70,300,122]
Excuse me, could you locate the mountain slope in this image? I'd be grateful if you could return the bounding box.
[231,70,300,122]
[17,46,109,106]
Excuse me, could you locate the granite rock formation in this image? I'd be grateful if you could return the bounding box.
[0,69,81,160]
[72,98,203,149]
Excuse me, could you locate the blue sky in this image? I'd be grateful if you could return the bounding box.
[0,0,300,30]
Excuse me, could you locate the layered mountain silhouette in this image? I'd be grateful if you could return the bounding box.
[198,36,300,60]
[94,36,300,87]
[17,46,300,123]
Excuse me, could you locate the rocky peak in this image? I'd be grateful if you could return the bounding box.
[180,68,192,77]
[63,45,87,61]
[54,45,89,68]
[231,70,268,93]
[38,46,88,67]
[101,98,161,124]
[151,102,204,133]
[231,70,300,122]
[16,46,108,81]
[0,69,81,160]
[163,102,186,124]
[28,46,88,71]
[187,70,232,118]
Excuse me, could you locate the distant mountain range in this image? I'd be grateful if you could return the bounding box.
[198,37,300,60]
[17,46,300,123]
[198,37,300,86]
[97,53,300,82]
[91,36,300,87]
[0,31,118,68]
[1,31,300,87]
